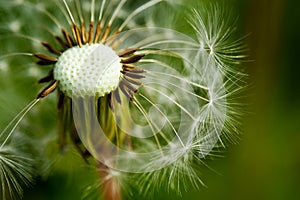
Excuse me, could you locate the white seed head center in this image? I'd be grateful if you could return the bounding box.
[54,44,122,98]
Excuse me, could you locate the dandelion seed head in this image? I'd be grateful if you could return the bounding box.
[54,44,122,98]
[0,0,247,198]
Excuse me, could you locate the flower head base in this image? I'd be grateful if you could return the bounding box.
[54,44,122,98]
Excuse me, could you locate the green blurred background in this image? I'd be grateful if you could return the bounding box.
[1,0,300,199]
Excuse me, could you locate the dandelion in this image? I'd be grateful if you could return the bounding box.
[0,0,246,199]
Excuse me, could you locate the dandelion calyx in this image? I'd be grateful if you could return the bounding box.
[54,44,122,98]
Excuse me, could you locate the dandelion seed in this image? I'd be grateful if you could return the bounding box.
[0,0,246,199]
[0,145,34,200]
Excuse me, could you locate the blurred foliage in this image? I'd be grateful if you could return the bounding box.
[0,0,299,199]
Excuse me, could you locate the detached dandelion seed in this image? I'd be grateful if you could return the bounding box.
[0,143,34,200]
[0,0,247,199]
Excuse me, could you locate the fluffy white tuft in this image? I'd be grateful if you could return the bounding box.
[0,145,34,200]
